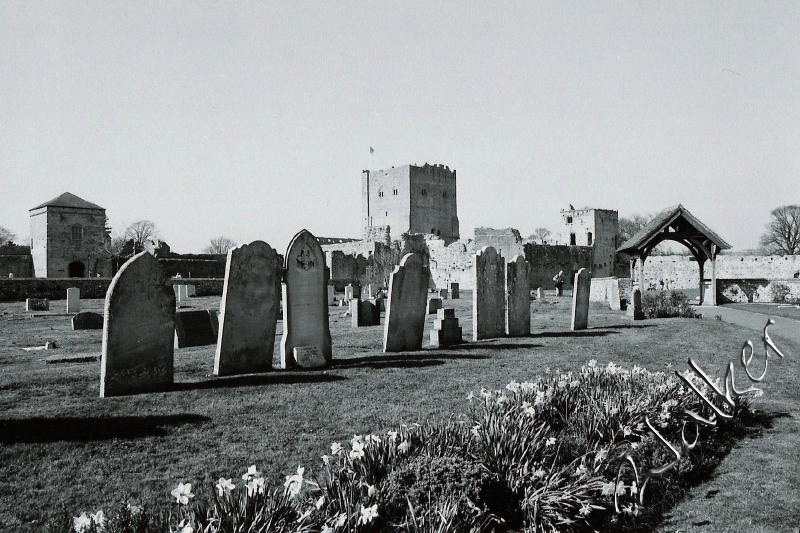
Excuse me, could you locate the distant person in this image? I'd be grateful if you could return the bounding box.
[552,270,565,296]
[7,273,13,279]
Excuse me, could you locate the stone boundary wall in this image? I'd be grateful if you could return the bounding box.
[0,277,224,302]
[642,254,800,290]
[717,278,800,303]
[0,254,34,278]
[590,277,633,307]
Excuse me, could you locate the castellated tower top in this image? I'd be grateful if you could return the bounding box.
[361,164,459,243]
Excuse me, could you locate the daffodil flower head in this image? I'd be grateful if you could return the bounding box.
[330,442,343,455]
[359,504,379,525]
[284,466,305,498]
[215,478,235,497]
[242,464,260,481]
[171,483,194,505]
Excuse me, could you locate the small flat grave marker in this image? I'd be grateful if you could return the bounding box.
[174,309,219,348]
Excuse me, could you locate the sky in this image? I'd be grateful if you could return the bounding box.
[1,1,798,253]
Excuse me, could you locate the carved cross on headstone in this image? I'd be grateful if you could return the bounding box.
[296,247,315,270]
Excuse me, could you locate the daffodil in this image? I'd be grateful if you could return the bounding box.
[386,430,398,442]
[359,504,379,524]
[73,513,92,533]
[398,440,411,454]
[334,513,348,527]
[246,476,265,496]
[215,478,235,497]
[241,464,260,481]
[350,440,366,459]
[367,484,377,497]
[171,483,194,505]
[284,466,305,498]
[321,526,333,533]
[601,481,615,496]
[533,468,547,478]
[545,437,556,447]
[579,502,592,516]
[315,496,325,510]
[330,442,343,455]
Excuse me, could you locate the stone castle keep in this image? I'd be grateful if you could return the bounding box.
[361,164,459,242]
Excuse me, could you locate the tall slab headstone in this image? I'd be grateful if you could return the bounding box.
[427,297,443,314]
[327,285,336,305]
[570,268,590,330]
[536,287,544,300]
[473,246,505,340]
[628,288,644,320]
[214,241,280,375]
[176,284,189,303]
[280,230,332,368]
[66,287,80,313]
[449,282,460,299]
[383,253,430,352]
[100,252,175,397]
[608,279,621,311]
[505,255,530,336]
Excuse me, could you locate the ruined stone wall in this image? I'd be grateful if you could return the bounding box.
[642,254,800,290]
[427,238,475,289]
[524,244,594,290]
[474,228,526,262]
[409,164,458,241]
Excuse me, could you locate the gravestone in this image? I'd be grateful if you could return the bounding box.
[427,297,443,314]
[350,298,380,327]
[628,288,644,320]
[344,283,361,301]
[174,309,219,348]
[72,311,103,330]
[294,346,326,368]
[66,288,80,313]
[280,230,332,368]
[327,285,336,305]
[25,298,49,311]
[214,241,280,376]
[537,288,544,300]
[505,255,530,336]
[100,252,175,397]
[473,246,506,340]
[187,285,197,297]
[570,268,590,330]
[372,295,386,314]
[438,288,448,299]
[176,284,189,303]
[449,282,460,299]
[430,308,463,347]
[383,253,430,352]
[608,279,621,311]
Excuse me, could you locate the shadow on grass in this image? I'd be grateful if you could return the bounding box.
[332,352,489,369]
[528,330,620,338]
[0,414,210,443]
[172,373,346,391]
[453,342,544,351]
[593,324,656,330]
[622,409,791,532]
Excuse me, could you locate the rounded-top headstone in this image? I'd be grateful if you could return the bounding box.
[100,252,175,397]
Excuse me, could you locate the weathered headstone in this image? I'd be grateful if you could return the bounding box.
[372,295,386,314]
[449,282,460,299]
[176,284,189,303]
[280,230,332,368]
[25,298,49,311]
[350,298,380,327]
[430,308,463,347]
[294,346,327,368]
[536,287,544,300]
[100,252,175,397]
[174,309,219,348]
[187,284,197,297]
[214,241,280,376]
[427,297,443,314]
[327,285,336,305]
[438,288,448,299]
[608,279,621,311]
[473,246,505,340]
[66,288,80,313]
[344,283,361,301]
[505,255,530,336]
[570,268,590,330]
[383,253,430,352]
[628,288,644,320]
[72,311,103,330]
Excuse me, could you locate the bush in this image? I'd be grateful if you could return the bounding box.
[641,290,698,318]
[769,282,791,303]
[65,363,753,533]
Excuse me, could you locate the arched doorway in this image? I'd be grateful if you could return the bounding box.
[68,261,86,278]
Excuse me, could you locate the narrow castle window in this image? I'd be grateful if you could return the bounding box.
[566,216,573,223]
[569,233,576,246]
[587,232,593,245]
[393,188,398,195]
[378,190,384,198]
[443,191,447,198]
[71,225,83,242]
[421,188,427,196]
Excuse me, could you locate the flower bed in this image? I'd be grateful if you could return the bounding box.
[64,362,753,533]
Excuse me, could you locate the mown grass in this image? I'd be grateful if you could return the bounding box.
[0,292,798,531]
[725,302,800,321]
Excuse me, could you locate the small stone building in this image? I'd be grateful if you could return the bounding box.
[560,207,619,278]
[361,163,460,243]
[29,192,110,278]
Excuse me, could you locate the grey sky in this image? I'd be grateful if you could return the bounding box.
[2,1,798,252]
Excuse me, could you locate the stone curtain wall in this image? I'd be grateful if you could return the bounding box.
[717,278,800,303]
[0,277,223,301]
[153,257,226,278]
[524,243,594,290]
[0,254,34,277]
[642,255,800,290]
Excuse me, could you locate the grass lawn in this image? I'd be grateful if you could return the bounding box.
[725,302,800,321]
[1,292,798,531]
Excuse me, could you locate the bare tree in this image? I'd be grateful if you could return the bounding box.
[204,236,238,255]
[123,220,159,250]
[0,226,16,246]
[530,227,551,243]
[759,205,800,255]
[617,215,650,245]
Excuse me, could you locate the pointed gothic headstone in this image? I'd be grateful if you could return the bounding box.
[280,230,332,368]
[473,246,505,340]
